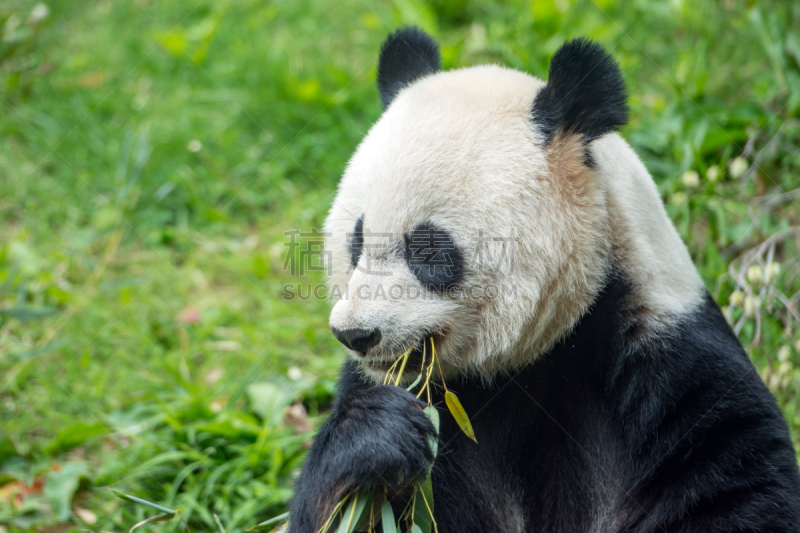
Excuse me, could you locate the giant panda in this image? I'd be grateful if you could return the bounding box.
[289,27,800,532]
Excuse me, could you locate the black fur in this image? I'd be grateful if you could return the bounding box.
[289,373,436,532]
[348,215,364,269]
[290,32,800,533]
[404,222,464,292]
[377,27,441,108]
[532,38,629,148]
[290,270,800,532]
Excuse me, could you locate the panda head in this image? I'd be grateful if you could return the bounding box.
[325,27,637,381]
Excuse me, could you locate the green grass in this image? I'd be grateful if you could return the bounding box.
[1,0,799,531]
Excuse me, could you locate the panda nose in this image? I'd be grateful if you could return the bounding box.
[331,327,382,355]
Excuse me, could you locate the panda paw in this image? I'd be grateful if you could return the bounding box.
[333,384,437,485]
[289,385,436,533]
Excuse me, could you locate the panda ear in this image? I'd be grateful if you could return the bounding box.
[377,27,441,108]
[532,38,629,149]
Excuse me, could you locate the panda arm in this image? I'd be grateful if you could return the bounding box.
[611,300,800,531]
[289,359,436,533]
[333,358,372,403]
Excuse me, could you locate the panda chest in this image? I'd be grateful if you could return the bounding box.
[429,368,626,532]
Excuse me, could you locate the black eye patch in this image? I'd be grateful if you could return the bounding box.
[404,222,463,292]
[348,216,364,269]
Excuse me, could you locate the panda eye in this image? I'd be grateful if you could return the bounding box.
[348,216,364,269]
[404,222,463,292]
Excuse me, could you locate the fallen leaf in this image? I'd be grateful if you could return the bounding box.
[77,71,106,88]
[0,476,45,506]
[205,367,224,386]
[204,340,241,352]
[284,402,313,434]
[75,506,98,524]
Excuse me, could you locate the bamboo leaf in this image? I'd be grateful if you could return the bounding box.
[318,491,354,533]
[410,525,424,533]
[411,482,433,533]
[444,391,477,443]
[337,492,359,533]
[270,522,289,533]
[247,511,290,530]
[424,406,439,459]
[420,478,436,533]
[424,406,440,432]
[247,512,291,532]
[258,519,290,533]
[337,490,372,533]
[405,371,423,392]
[380,500,397,533]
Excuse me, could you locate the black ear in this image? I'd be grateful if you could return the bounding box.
[377,27,441,108]
[532,38,629,146]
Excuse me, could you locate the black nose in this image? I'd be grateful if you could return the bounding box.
[331,327,382,355]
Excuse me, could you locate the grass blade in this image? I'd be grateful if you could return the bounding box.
[444,391,477,443]
[214,513,227,533]
[129,513,173,533]
[109,489,176,516]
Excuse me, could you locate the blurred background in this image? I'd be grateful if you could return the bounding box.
[1,0,799,531]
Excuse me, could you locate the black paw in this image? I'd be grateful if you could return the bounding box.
[290,385,436,533]
[333,385,436,486]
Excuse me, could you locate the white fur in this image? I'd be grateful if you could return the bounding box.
[592,134,703,321]
[324,65,704,381]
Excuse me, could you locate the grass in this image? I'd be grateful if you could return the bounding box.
[1,0,799,531]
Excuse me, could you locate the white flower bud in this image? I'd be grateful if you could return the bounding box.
[746,265,763,286]
[765,262,781,284]
[729,290,744,307]
[187,139,203,152]
[672,192,687,206]
[768,372,781,390]
[729,156,748,178]
[706,165,720,182]
[743,294,757,317]
[29,4,50,26]
[777,346,791,363]
[681,170,700,188]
